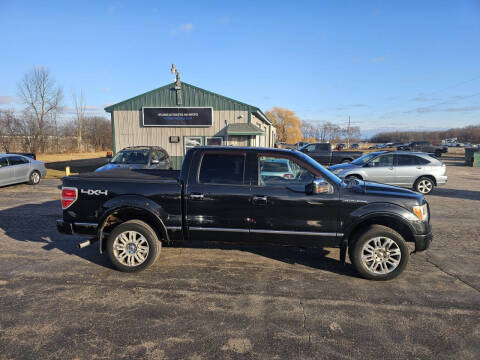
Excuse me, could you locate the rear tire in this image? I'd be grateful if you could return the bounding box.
[28,171,41,185]
[350,225,409,280]
[106,220,161,272]
[414,176,434,194]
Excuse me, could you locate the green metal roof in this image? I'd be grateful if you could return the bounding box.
[104,82,271,125]
[226,123,264,136]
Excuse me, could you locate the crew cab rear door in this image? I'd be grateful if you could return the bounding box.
[184,150,251,242]
[249,152,340,246]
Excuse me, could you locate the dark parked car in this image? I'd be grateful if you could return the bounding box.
[299,142,363,166]
[397,141,447,157]
[57,146,432,280]
[95,146,172,172]
[350,143,360,149]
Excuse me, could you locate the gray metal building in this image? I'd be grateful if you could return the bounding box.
[104,76,276,169]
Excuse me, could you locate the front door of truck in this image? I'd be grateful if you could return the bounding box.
[185,151,251,242]
[249,153,340,247]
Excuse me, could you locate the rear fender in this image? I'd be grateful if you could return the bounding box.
[97,195,169,253]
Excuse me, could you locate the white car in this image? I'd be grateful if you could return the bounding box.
[329,151,447,194]
[0,154,47,186]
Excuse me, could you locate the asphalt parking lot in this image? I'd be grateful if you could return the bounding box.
[0,156,479,359]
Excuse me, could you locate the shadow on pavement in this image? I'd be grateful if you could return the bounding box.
[0,200,111,269]
[46,157,106,173]
[0,200,359,277]
[431,187,480,201]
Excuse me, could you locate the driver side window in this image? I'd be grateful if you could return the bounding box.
[258,156,315,187]
[370,154,394,167]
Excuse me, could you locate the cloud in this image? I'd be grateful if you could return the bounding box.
[411,96,440,102]
[350,58,361,64]
[372,56,387,63]
[351,104,366,107]
[171,23,194,35]
[102,87,110,92]
[218,17,230,25]
[0,96,14,105]
[64,105,103,114]
[444,106,480,112]
[108,2,123,14]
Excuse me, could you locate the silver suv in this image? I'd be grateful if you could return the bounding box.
[329,151,447,194]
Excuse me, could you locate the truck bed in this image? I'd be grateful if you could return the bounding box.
[67,168,180,182]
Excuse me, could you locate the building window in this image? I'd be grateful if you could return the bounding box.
[206,137,223,146]
[184,136,203,155]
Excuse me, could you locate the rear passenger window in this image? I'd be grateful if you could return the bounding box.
[199,154,245,185]
[0,157,8,167]
[8,156,28,165]
[398,155,430,166]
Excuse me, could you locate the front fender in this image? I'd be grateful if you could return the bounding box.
[97,195,169,253]
[342,202,422,240]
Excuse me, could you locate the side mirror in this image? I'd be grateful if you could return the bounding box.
[306,179,334,195]
[151,159,160,165]
[364,162,373,167]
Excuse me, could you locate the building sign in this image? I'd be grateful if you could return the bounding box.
[143,107,212,127]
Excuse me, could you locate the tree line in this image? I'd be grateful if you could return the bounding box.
[266,107,361,145]
[0,67,111,154]
[369,125,480,145]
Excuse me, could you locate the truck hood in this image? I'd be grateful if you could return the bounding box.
[345,179,423,201]
[94,163,146,172]
[329,162,359,173]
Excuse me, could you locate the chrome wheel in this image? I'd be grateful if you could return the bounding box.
[112,231,149,267]
[31,172,40,184]
[361,236,401,275]
[417,179,433,194]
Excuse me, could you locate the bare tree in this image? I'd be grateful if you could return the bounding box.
[72,90,86,151]
[17,67,63,152]
[0,109,20,152]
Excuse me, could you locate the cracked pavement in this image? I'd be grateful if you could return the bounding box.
[0,156,479,359]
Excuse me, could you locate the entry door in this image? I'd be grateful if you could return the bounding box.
[0,157,13,186]
[250,154,340,247]
[364,153,395,184]
[185,151,251,242]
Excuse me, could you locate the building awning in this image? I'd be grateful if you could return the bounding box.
[226,123,264,136]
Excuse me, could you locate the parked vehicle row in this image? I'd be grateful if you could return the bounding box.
[397,141,447,157]
[298,142,363,166]
[0,154,46,187]
[57,146,433,280]
[329,151,447,194]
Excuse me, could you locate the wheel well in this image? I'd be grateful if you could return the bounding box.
[341,158,353,163]
[346,216,415,246]
[101,208,167,247]
[415,175,437,186]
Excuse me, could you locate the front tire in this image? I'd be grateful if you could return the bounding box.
[351,225,409,280]
[28,171,41,185]
[414,176,434,194]
[106,220,161,272]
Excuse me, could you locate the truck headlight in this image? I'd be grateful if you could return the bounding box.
[413,204,428,221]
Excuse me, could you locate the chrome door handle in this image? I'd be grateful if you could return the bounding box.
[190,193,204,200]
[253,195,268,205]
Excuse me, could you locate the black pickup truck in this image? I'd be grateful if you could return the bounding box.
[298,143,363,166]
[57,147,432,280]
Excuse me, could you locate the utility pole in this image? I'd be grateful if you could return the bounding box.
[347,116,351,148]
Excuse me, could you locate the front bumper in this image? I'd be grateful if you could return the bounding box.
[436,175,448,186]
[414,230,433,252]
[56,219,97,235]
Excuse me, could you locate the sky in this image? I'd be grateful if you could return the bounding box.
[0,0,479,137]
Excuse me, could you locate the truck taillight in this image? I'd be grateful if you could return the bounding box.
[61,187,78,209]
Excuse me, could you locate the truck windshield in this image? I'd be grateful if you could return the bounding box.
[294,151,342,185]
[111,150,150,164]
